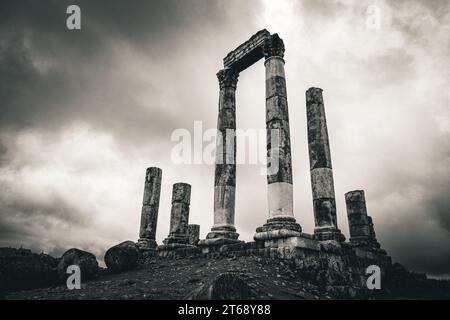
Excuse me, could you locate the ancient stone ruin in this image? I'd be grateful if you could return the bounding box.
[137,29,391,277]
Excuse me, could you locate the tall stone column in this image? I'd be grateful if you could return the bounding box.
[255,34,301,239]
[306,88,343,241]
[345,190,380,248]
[137,167,162,250]
[163,183,191,245]
[206,68,240,242]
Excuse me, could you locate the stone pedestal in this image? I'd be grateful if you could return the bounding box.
[306,88,344,242]
[137,167,162,250]
[255,34,301,240]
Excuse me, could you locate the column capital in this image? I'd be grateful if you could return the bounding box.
[217,68,239,89]
[263,34,285,59]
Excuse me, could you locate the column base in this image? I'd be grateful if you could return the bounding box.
[205,225,240,240]
[254,216,302,241]
[137,238,157,250]
[256,216,302,233]
[314,227,345,242]
[162,234,189,245]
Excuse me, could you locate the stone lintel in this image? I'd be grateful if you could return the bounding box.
[223,29,271,72]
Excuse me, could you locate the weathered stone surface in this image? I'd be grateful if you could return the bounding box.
[266,119,292,184]
[142,167,162,206]
[209,67,239,242]
[188,224,200,246]
[266,75,287,99]
[267,182,294,218]
[313,198,337,228]
[306,87,332,170]
[223,29,270,72]
[213,185,236,226]
[214,164,236,186]
[345,190,381,248]
[168,203,189,237]
[266,95,289,123]
[0,248,58,293]
[311,167,335,200]
[104,241,139,273]
[57,248,99,281]
[263,34,285,59]
[138,167,162,250]
[139,205,159,239]
[215,129,236,165]
[306,87,343,241]
[171,183,191,205]
[163,183,191,245]
[217,68,239,89]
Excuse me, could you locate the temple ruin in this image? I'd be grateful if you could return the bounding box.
[137,29,390,273]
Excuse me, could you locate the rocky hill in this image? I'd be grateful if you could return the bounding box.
[1,247,450,300]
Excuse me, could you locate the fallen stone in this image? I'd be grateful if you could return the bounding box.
[57,248,99,281]
[104,241,139,273]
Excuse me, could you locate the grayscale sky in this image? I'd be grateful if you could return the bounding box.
[0,0,449,277]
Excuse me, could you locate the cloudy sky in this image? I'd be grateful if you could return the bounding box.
[0,0,449,277]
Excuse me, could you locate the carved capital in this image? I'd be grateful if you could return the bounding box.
[263,34,285,59]
[217,68,239,89]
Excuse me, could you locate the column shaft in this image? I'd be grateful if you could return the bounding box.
[255,34,301,238]
[208,68,239,240]
[164,183,191,245]
[306,88,343,241]
[138,167,162,250]
[345,190,380,248]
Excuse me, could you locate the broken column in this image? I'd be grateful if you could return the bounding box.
[345,190,380,248]
[306,88,343,242]
[137,167,162,250]
[163,183,191,245]
[255,34,302,240]
[188,224,200,246]
[204,68,240,243]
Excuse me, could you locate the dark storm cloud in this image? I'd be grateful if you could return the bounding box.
[0,0,261,143]
[0,0,260,259]
[0,0,202,137]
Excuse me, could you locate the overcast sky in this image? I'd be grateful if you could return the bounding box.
[0,0,449,278]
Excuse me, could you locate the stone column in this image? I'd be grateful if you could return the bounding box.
[188,224,200,246]
[255,34,301,238]
[163,183,191,245]
[137,167,162,250]
[206,68,240,242]
[306,88,343,241]
[345,190,380,248]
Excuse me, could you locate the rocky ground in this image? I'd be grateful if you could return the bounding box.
[2,246,450,300]
[4,255,334,300]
